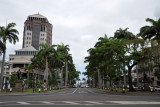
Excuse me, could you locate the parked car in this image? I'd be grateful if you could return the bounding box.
[149,86,155,92]
[80,85,85,88]
[155,86,160,91]
[85,85,89,88]
[72,85,77,88]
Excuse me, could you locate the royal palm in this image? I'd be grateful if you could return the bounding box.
[0,23,19,90]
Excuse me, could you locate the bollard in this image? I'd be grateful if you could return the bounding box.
[115,88,117,92]
[39,88,41,93]
[10,88,12,93]
[122,87,125,93]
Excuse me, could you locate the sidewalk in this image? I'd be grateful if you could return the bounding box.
[95,88,160,96]
[0,88,68,96]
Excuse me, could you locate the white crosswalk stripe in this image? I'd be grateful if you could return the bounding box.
[63,101,79,104]
[107,101,160,104]
[85,101,104,104]
[0,101,160,106]
[17,102,30,105]
[41,101,54,104]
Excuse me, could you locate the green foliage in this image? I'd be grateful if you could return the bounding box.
[0,22,19,89]
[48,71,59,86]
[155,70,160,79]
[84,22,155,91]
[139,18,160,45]
[9,75,18,87]
[0,40,5,55]
[29,43,78,87]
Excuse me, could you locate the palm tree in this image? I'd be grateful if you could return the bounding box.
[0,22,19,90]
[49,47,64,87]
[114,28,139,91]
[114,28,135,40]
[24,64,35,92]
[139,18,160,45]
[57,43,70,87]
[0,40,5,56]
[39,44,56,88]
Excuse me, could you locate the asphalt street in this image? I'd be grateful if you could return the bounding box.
[0,88,160,107]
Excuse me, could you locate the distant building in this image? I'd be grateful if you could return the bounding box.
[133,45,160,87]
[2,46,44,89]
[22,13,53,50]
[9,46,37,62]
[1,13,53,90]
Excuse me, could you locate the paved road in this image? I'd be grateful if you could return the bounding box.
[0,88,160,107]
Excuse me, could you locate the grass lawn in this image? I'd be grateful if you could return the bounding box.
[0,88,64,94]
[97,88,159,95]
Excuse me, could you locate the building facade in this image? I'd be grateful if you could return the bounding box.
[2,46,44,90]
[133,45,160,87]
[22,13,52,50]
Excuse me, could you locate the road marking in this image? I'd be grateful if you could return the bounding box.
[107,101,160,104]
[17,102,30,105]
[0,101,159,106]
[85,88,96,94]
[41,101,54,104]
[85,101,104,104]
[63,101,79,105]
[78,91,88,93]
[72,88,78,94]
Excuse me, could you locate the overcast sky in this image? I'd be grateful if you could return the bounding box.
[0,0,160,80]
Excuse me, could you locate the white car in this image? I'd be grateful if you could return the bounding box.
[81,85,85,88]
[149,86,155,92]
[155,86,160,91]
[86,85,89,88]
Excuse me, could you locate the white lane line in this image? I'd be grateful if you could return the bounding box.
[63,101,79,105]
[41,101,54,104]
[78,91,88,93]
[107,101,160,104]
[85,88,96,94]
[17,102,30,105]
[85,101,104,105]
[72,88,78,94]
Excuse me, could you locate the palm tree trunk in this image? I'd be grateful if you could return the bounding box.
[98,70,102,88]
[98,70,100,88]
[65,62,68,87]
[44,57,49,88]
[136,65,139,88]
[123,61,126,88]
[27,72,29,88]
[128,67,134,91]
[60,68,63,87]
[102,75,104,89]
[0,41,6,91]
